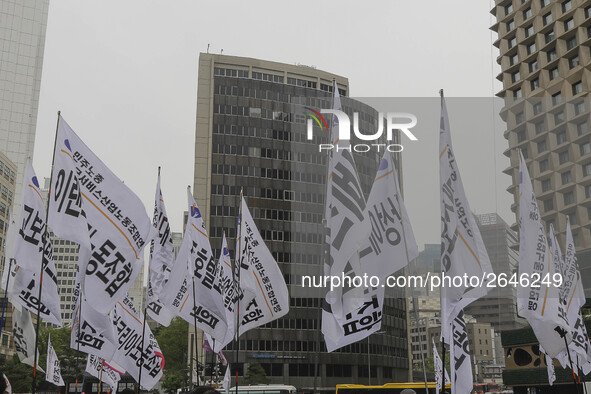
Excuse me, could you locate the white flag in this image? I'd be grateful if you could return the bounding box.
[223,365,230,394]
[439,96,493,344]
[518,151,571,357]
[3,373,11,394]
[323,152,418,352]
[214,234,237,352]
[321,83,369,338]
[48,116,91,251]
[146,173,175,326]
[1,211,17,292]
[70,296,117,360]
[161,188,227,341]
[449,310,472,394]
[48,117,154,314]
[85,354,122,391]
[237,196,289,334]
[46,335,65,386]
[433,338,450,394]
[112,295,164,390]
[11,306,43,372]
[540,345,556,386]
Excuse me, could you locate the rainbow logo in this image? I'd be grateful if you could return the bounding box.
[305,107,328,131]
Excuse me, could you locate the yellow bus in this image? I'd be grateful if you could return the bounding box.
[336,383,451,394]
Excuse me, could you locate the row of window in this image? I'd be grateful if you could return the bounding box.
[513,79,584,99]
[213,67,346,95]
[211,163,328,187]
[514,100,586,124]
[211,144,327,166]
[213,124,295,142]
[504,0,581,18]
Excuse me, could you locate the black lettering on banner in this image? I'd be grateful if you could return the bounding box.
[190,305,219,329]
[77,321,106,350]
[342,298,382,336]
[86,239,132,297]
[19,205,44,246]
[13,325,27,356]
[54,169,86,218]
[241,298,264,325]
[331,151,366,222]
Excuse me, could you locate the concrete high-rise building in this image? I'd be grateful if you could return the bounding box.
[491,0,591,283]
[193,53,409,390]
[0,0,50,210]
[464,213,526,332]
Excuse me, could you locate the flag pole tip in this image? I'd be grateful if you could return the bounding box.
[57,110,61,116]
[439,89,444,98]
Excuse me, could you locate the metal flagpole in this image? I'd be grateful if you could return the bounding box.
[32,111,61,394]
[137,167,160,394]
[235,190,243,394]
[75,285,83,394]
[99,359,104,394]
[0,258,14,333]
[563,334,581,394]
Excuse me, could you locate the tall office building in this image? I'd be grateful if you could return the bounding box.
[0,0,50,210]
[464,213,526,332]
[193,53,409,390]
[491,0,591,281]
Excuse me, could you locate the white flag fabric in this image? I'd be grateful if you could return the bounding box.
[48,117,154,314]
[11,306,43,372]
[112,295,164,390]
[439,96,493,343]
[449,310,472,394]
[48,116,91,251]
[1,211,17,292]
[85,354,122,391]
[214,235,237,352]
[223,365,230,394]
[9,161,62,326]
[540,345,556,386]
[3,373,11,394]
[146,174,175,326]
[433,338,450,394]
[46,335,65,386]
[323,152,418,352]
[518,151,571,357]
[161,188,227,341]
[237,196,289,334]
[321,82,369,339]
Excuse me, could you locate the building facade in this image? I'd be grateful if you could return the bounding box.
[193,53,409,390]
[491,0,591,283]
[464,213,526,332]
[0,0,49,210]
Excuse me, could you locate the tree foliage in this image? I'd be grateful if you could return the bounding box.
[245,363,269,385]
[155,317,189,394]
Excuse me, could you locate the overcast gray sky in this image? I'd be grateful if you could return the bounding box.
[33,0,508,248]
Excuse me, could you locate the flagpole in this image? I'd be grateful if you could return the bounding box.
[75,285,83,393]
[563,335,582,394]
[137,167,160,394]
[189,185,202,387]
[0,257,14,334]
[235,189,243,394]
[32,111,61,394]
[99,360,104,394]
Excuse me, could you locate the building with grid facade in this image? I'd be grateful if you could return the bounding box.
[0,0,49,211]
[193,53,409,390]
[491,0,591,284]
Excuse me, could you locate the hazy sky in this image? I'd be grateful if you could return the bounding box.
[33,0,508,248]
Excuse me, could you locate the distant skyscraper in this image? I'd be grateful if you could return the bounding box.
[464,213,526,332]
[0,0,50,210]
[193,53,408,389]
[491,0,591,283]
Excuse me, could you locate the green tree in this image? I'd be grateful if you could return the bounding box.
[245,363,269,385]
[155,317,189,394]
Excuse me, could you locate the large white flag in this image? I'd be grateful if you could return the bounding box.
[518,151,571,357]
[223,365,230,394]
[213,234,237,352]
[11,306,43,372]
[449,310,472,394]
[47,117,154,314]
[439,96,493,343]
[321,82,370,341]
[112,295,164,390]
[161,188,227,341]
[324,152,418,352]
[46,335,65,386]
[85,354,123,391]
[146,173,175,326]
[9,161,62,326]
[433,338,450,394]
[237,196,289,334]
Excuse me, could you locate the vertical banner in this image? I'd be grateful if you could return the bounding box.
[449,310,472,394]
[46,335,65,386]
